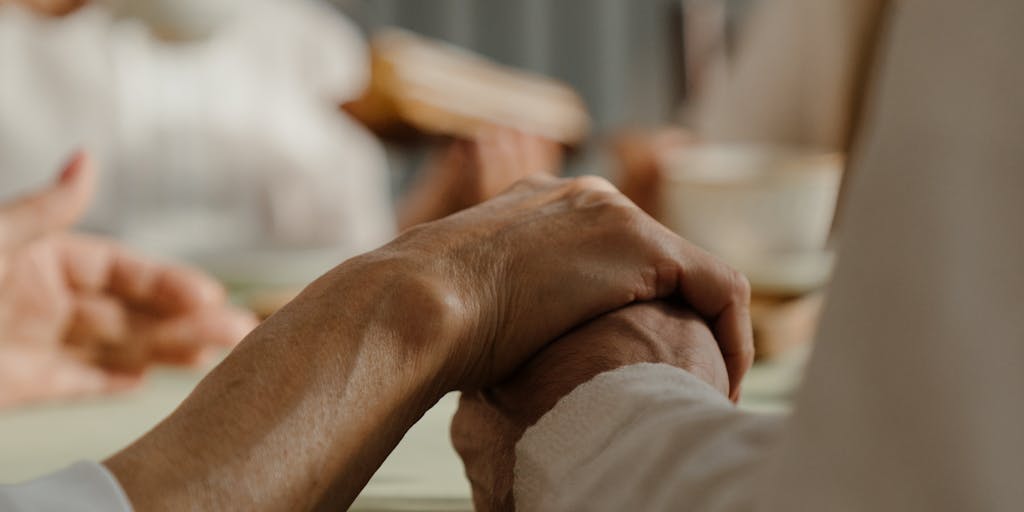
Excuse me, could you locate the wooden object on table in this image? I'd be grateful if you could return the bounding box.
[751,291,826,360]
[345,29,591,145]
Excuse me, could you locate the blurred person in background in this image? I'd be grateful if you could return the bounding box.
[0,0,562,406]
[0,153,257,408]
[0,0,560,290]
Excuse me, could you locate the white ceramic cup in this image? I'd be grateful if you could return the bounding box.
[659,144,843,295]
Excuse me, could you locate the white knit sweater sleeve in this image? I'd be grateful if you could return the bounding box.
[514,363,782,512]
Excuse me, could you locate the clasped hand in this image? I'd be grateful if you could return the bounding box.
[95,163,751,510]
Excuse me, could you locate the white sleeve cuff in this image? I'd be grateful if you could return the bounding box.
[0,461,133,512]
[513,363,732,511]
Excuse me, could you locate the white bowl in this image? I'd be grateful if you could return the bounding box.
[659,144,843,295]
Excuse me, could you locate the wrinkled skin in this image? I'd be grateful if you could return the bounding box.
[386,173,752,393]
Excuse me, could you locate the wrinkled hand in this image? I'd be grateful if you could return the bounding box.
[451,301,729,511]
[0,154,257,408]
[375,173,751,395]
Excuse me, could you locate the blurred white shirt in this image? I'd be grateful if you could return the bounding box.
[0,0,394,283]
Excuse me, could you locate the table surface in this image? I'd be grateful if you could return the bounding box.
[0,349,806,510]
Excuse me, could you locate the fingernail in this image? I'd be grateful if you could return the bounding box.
[59,150,87,184]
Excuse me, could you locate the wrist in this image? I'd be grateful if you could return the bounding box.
[333,243,480,390]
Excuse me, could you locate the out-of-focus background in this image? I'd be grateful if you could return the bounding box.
[336,0,740,173]
[335,0,761,199]
[0,0,845,508]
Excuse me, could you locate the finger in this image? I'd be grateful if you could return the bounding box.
[657,231,754,401]
[66,294,130,347]
[646,302,731,396]
[533,137,564,177]
[0,151,95,251]
[451,392,519,512]
[138,306,257,362]
[557,188,753,401]
[109,249,227,314]
[474,126,525,197]
[434,139,473,182]
[512,131,547,177]
[57,234,227,314]
[92,305,255,371]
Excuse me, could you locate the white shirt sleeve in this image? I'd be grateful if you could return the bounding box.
[515,363,782,511]
[0,461,133,512]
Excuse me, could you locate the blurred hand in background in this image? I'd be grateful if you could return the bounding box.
[0,153,257,409]
[611,126,693,220]
[398,127,564,230]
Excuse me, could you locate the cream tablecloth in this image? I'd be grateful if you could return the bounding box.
[0,349,803,510]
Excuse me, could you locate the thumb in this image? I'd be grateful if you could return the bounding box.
[0,151,96,251]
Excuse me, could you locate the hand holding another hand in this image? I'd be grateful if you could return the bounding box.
[383,173,751,395]
[105,172,750,510]
[451,301,729,511]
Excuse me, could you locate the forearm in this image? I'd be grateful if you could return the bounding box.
[105,259,453,510]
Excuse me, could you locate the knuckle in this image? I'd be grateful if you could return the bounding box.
[562,181,637,219]
[727,267,752,303]
[568,174,617,193]
[560,176,623,208]
[740,343,756,360]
